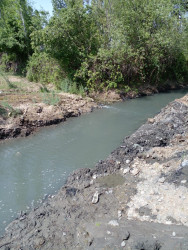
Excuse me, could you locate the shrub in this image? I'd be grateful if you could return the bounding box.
[75,48,143,91]
[75,46,188,92]
[0,101,22,118]
[26,52,66,86]
[42,91,60,106]
[0,53,25,74]
[59,78,85,96]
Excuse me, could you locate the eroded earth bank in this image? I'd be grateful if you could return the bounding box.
[0,93,97,140]
[0,75,98,141]
[1,95,188,249]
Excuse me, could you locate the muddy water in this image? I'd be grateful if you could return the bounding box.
[0,89,187,235]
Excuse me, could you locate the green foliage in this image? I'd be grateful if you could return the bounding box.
[0,0,31,60]
[41,91,60,106]
[75,0,188,91]
[0,105,8,118]
[26,52,65,86]
[0,0,48,72]
[59,78,85,96]
[31,4,101,77]
[0,101,22,118]
[75,49,123,91]
[0,69,17,88]
[0,52,27,74]
[40,85,50,93]
[1,0,187,92]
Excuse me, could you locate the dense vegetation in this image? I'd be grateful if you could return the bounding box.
[0,0,188,94]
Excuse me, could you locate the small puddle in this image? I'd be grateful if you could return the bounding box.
[97,174,125,188]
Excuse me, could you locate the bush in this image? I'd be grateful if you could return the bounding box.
[42,91,60,106]
[59,78,85,96]
[75,46,188,92]
[0,101,22,118]
[26,52,65,86]
[75,48,145,91]
[0,53,26,74]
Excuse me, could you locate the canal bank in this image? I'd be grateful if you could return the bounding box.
[0,89,187,237]
[0,93,188,249]
[1,74,187,142]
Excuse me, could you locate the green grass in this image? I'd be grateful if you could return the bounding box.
[59,78,86,97]
[41,91,60,106]
[0,101,22,118]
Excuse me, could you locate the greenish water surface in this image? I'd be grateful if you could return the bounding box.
[0,89,187,235]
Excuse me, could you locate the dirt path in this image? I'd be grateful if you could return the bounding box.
[0,94,188,249]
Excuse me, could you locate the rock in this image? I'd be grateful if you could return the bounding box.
[121,240,126,247]
[118,210,122,219]
[92,191,99,204]
[158,177,165,183]
[123,231,130,240]
[181,180,187,184]
[126,159,130,164]
[36,106,43,113]
[108,220,119,227]
[148,118,155,124]
[92,174,97,179]
[130,168,140,176]
[123,168,130,174]
[34,237,45,247]
[181,160,188,168]
[88,237,94,246]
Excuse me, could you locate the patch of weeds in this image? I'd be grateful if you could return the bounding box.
[40,85,50,93]
[0,70,17,89]
[59,78,86,97]
[59,78,71,93]
[1,101,22,118]
[42,91,60,106]
[32,98,37,104]
[124,85,131,93]
[0,105,8,118]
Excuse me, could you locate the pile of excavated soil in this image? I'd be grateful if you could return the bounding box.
[0,95,188,250]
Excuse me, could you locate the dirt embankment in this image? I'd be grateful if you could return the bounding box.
[0,74,187,141]
[0,94,97,140]
[0,95,188,249]
[0,75,97,141]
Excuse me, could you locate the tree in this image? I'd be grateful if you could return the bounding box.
[0,0,48,67]
[29,0,188,89]
[76,0,188,89]
[32,3,100,77]
[52,0,66,11]
[52,0,84,12]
